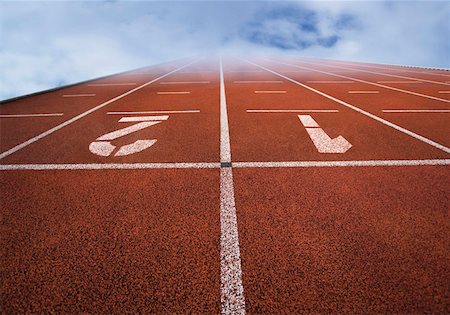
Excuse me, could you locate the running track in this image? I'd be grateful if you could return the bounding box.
[1,57,449,313]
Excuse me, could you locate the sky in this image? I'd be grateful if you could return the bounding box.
[0,0,449,100]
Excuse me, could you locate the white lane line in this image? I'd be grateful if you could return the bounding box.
[243,59,450,154]
[0,162,220,170]
[233,81,283,84]
[254,90,286,94]
[377,81,422,84]
[348,91,379,94]
[307,80,354,83]
[228,70,262,73]
[2,159,449,171]
[382,110,450,113]
[0,61,197,160]
[438,91,450,94]
[266,59,450,104]
[157,91,191,95]
[63,94,96,97]
[160,81,210,84]
[298,115,320,127]
[118,116,169,122]
[247,109,339,113]
[107,110,200,115]
[0,113,64,118]
[219,57,246,315]
[88,83,137,86]
[233,159,450,168]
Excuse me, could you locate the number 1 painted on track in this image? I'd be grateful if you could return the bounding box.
[89,116,168,157]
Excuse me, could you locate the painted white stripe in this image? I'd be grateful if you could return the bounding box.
[88,83,137,86]
[348,91,379,94]
[219,57,246,315]
[0,113,64,118]
[298,115,320,127]
[118,116,169,122]
[107,110,200,115]
[377,81,422,84]
[0,162,220,170]
[63,94,96,97]
[233,80,283,83]
[247,109,339,113]
[1,159,449,171]
[254,90,286,94]
[233,159,450,168]
[243,59,450,153]
[0,61,197,160]
[160,81,210,84]
[307,80,354,83]
[382,110,450,113]
[228,70,262,73]
[266,59,450,104]
[97,121,161,141]
[438,91,450,94]
[157,91,191,95]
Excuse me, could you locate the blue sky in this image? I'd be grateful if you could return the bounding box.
[0,0,449,100]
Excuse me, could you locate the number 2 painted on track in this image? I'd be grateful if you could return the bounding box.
[89,116,168,157]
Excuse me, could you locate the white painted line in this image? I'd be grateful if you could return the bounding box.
[219,57,246,315]
[254,90,286,94]
[377,81,422,84]
[97,121,161,141]
[0,113,64,118]
[298,115,320,127]
[247,109,339,113]
[160,81,210,84]
[233,159,450,168]
[382,110,450,113]
[88,83,137,86]
[233,80,283,84]
[438,91,450,94]
[107,110,200,115]
[307,80,354,83]
[157,91,191,95]
[228,70,262,73]
[266,59,450,104]
[0,60,198,160]
[118,116,169,122]
[0,162,220,170]
[348,91,379,94]
[243,59,450,153]
[62,94,96,97]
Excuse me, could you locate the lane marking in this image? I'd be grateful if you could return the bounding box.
[228,70,262,73]
[307,80,354,83]
[348,91,379,94]
[0,60,197,160]
[438,91,450,94]
[298,115,319,127]
[219,57,246,315]
[88,83,137,86]
[97,121,162,141]
[2,159,449,171]
[0,113,64,118]
[107,110,200,115]
[233,80,283,84]
[62,94,96,97]
[377,81,422,84]
[247,109,339,113]
[266,59,450,104]
[159,81,210,84]
[254,90,286,94]
[118,116,169,122]
[157,91,191,95]
[243,59,450,153]
[382,109,450,113]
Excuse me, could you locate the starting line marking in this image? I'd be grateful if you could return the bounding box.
[233,80,284,83]
[63,94,96,97]
[107,110,200,115]
[118,116,169,122]
[88,83,137,86]
[254,90,286,94]
[157,91,191,95]
[377,81,422,84]
[159,81,210,84]
[1,159,449,171]
[307,80,354,83]
[0,113,64,118]
[247,109,339,113]
[348,91,380,94]
[382,109,450,113]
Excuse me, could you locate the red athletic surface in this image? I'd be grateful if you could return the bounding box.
[1,57,449,313]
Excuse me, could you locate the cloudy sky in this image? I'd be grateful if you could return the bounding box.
[0,0,449,100]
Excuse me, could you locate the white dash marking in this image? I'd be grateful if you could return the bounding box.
[118,116,169,122]
[88,83,137,86]
[307,80,354,83]
[160,81,210,84]
[108,110,200,115]
[62,94,96,97]
[377,81,422,84]
[157,91,191,95]
[233,80,283,84]
[0,162,220,170]
[438,91,450,94]
[254,90,286,94]
[247,109,339,113]
[382,109,450,113]
[0,113,64,118]
[348,91,379,94]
